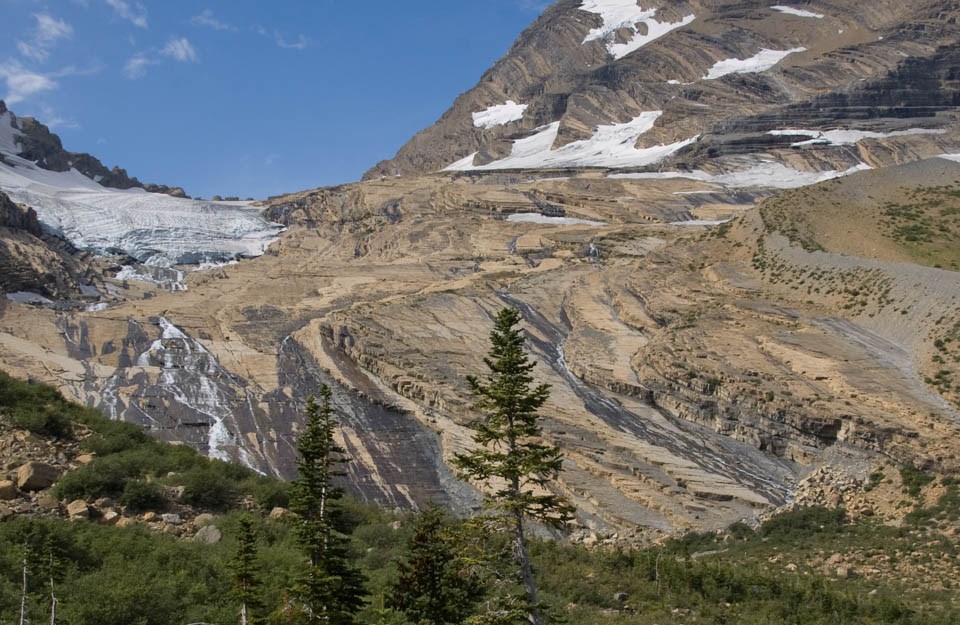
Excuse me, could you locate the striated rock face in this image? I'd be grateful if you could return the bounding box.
[367,0,960,179]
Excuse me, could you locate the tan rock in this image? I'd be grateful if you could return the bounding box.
[193,524,222,545]
[0,480,17,500]
[0,504,12,521]
[193,513,217,527]
[142,511,158,522]
[75,454,96,465]
[35,493,60,511]
[116,517,138,529]
[100,509,121,525]
[66,499,89,520]
[269,506,290,520]
[16,462,60,491]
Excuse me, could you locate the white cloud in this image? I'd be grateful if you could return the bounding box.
[275,32,308,50]
[39,105,79,130]
[162,37,198,63]
[17,13,74,63]
[105,0,148,28]
[190,9,233,31]
[0,60,58,104]
[123,54,155,79]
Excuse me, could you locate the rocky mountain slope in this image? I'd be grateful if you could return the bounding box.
[1,1,959,537]
[368,0,959,179]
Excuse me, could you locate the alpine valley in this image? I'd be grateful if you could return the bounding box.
[3,0,960,540]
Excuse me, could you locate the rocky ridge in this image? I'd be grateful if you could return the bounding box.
[0,100,187,197]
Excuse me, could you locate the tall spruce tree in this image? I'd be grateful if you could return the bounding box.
[453,307,574,625]
[231,516,262,625]
[288,385,366,624]
[388,507,484,625]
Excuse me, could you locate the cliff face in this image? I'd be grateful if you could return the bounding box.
[367,0,960,179]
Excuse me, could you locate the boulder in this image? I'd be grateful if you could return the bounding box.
[0,480,17,500]
[100,509,121,525]
[116,517,137,529]
[269,506,290,520]
[35,493,60,511]
[66,500,89,520]
[193,524,223,545]
[161,513,182,525]
[16,462,60,491]
[193,513,217,527]
[75,454,96,465]
[0,504,12,521]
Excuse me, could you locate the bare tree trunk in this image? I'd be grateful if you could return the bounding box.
[49,553,57,625]
[240,602,248,625]
[19,556,28,625]
[513,513,542,625]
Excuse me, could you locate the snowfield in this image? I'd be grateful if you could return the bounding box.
[473,101,528,129]
[446,112,699,171]
[704,48,806,80]
[610,161,872,190]
[771,5,825,19]
[579,0,695,60]
[769,127,946,147]
[507,213,606,226]
[0,111,283,268]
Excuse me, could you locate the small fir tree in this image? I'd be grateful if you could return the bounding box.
[453,307,574,625]
[231,516,262,625]
[389,507,484,625]
[288,385,366,624]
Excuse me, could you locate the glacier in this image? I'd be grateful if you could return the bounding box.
[0,110,283,268]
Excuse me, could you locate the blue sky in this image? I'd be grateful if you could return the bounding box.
[0,0,547,198]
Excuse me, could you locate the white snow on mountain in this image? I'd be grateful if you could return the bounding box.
[0,110,283,267]
[507,213,606,226]
[473,101,528,129]
[579,1,695,60]
[704,48,806,80]
[0,111,24,154]
[771,5,825,19]
[768,127,946,146]
[610,161,872,189]
[939,153,960,163]
[446,112,698,171]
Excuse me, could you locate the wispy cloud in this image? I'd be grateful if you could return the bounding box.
[124,37,198,79]
[190,9,234,31]
[161,37,198,63]
[39,105,79,130]
[275,32,308,50]
[105,0,148,28]
[17,13,74,63]
[0,61,58,104]
[123,53,156,79]
[252,25,308,50]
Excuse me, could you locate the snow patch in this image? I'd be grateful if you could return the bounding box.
[938,153,960,163]
[446,112,698,171]
[473,101,528,129]
[671,218,734,226]
[704,48,806,80]
[580,1,695,59]
[610,161,872,189]
[507,213,607,226]
[769,127,946,147]
[771,5,825,18]
[115,265,187,291]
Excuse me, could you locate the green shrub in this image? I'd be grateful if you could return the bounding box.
[180,467,240,512]
[120,480,167,513]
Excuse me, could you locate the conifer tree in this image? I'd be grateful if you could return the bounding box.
[389,507,484,625]
[453,307,574,625]
[231,516,262,625]
[288,385,366,624]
